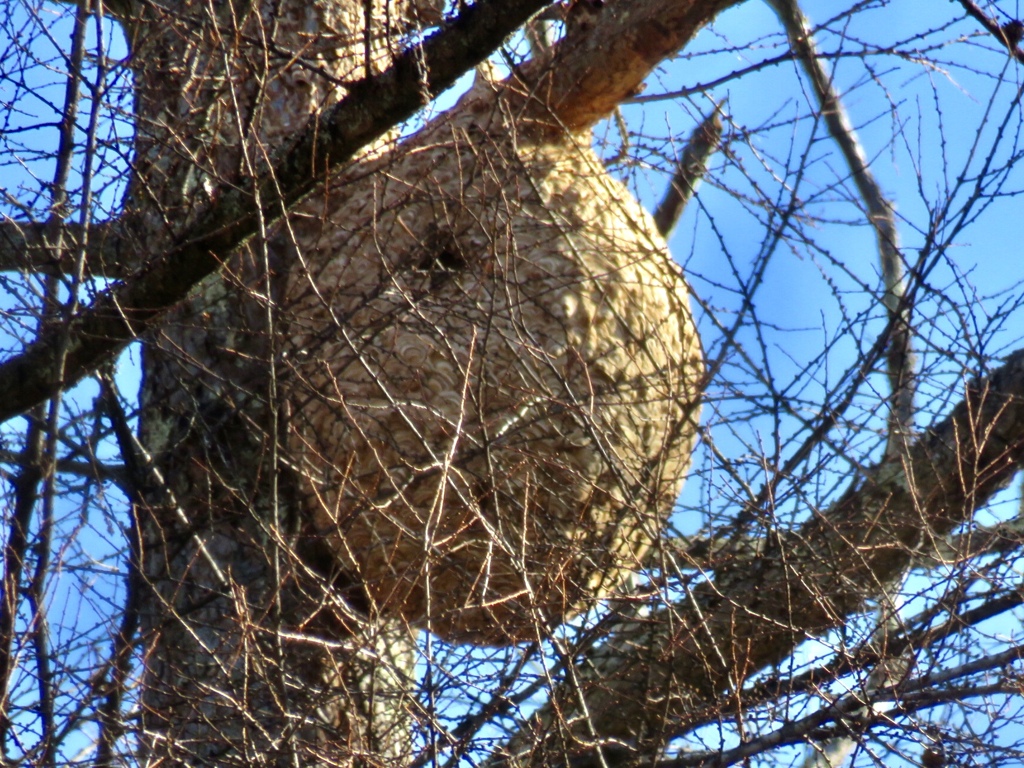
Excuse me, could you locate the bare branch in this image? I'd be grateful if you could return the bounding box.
[956,0,1024,61]
[0,0,554,424]
[0,219,134,278]
[767,0,915,458]
[653,105,725,237]
[0,450,124,486]
[515,0,742,131]
[765,5,917,762]
[661,640,1024,768]
[92,376,149,766]
[494,349,1024,766]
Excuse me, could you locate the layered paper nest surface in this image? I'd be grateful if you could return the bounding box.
[284,90,703,644]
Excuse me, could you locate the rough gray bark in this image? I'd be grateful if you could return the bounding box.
[120,0,444,761]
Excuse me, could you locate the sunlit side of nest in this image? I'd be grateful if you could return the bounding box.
[283,84,703,644]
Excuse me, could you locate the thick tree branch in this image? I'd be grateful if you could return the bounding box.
[515,0,742,131]
[653,106,724,237]
[495,349,1024,767]
[663,640,1024,767]
[0,0,749,423]
[0,219,134,278]
[0,0,552,424]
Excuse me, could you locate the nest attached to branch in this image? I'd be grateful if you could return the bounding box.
[284,84,703,645]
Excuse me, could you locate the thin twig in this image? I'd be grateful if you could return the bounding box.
[956,0,1024,62]
[765,3,917,764]
[94,377,143,767]
[766,0,915,460]
[98,373,229,588]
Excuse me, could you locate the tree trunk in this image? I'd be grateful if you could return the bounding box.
[121,0,438,762]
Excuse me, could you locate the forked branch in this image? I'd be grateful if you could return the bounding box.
[0,0,746,424]
[494,349,1024,766]
[0,0,553,423]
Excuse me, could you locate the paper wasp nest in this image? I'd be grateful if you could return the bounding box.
[284,87,703,644]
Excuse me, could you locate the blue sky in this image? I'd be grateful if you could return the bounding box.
[3,0,1024,763]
